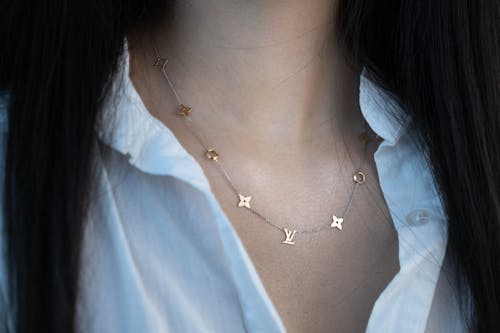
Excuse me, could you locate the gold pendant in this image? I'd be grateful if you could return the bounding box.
[237,194,252,208]
[331,215,344,230]
[282,228,297,245]
[205,148,219,161]
[178,104,192,117]
[353,171,366,184]
[153,56,168,70]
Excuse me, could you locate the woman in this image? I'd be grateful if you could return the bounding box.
[0,0,499,332]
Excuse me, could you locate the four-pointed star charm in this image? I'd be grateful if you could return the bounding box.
[235,192,346,239]
[238,194,252,208]
[330,215,344,230]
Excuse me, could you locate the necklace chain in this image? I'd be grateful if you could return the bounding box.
[151,47,375,246]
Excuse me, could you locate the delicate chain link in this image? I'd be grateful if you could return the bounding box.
[151,43,372,237]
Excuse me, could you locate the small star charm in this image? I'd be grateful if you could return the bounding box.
[178,104,192,117]
[238,194,252,209]
[330,215,344,230]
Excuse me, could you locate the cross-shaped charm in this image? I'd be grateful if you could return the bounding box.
[238,194,252,209]
[330,215,344,230]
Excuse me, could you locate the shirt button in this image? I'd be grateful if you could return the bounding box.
[406,209,432,226]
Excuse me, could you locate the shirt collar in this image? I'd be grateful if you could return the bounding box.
[98,43,412,179]
[97,43,213,192]
[358,68,412,146]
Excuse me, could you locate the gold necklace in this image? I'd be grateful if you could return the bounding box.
[151,47,375,246]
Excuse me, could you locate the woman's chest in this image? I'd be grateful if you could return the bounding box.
[200,151,400,333]
[89,131,449,333]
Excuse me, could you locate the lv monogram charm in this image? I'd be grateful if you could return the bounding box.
[282,228,297,245]
[238,193,252,208]
[153,56,168,71]
[330,215,344,230]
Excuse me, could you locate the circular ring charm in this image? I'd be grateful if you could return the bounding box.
[353,171,366,184]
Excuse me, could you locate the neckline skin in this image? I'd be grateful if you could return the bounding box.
[126,0,365,166]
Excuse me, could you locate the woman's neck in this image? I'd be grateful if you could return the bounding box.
[130,0,363,148]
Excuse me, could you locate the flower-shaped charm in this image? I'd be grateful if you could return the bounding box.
[330,215,344,230]
[238,194,252,209]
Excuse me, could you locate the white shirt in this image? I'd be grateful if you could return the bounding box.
[0,43,467,332]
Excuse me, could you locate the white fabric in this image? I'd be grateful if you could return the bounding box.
[0,42,467,332]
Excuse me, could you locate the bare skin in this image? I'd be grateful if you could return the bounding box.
[127,1,399,332]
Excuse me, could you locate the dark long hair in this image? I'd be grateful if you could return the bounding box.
[0,0,498,332]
